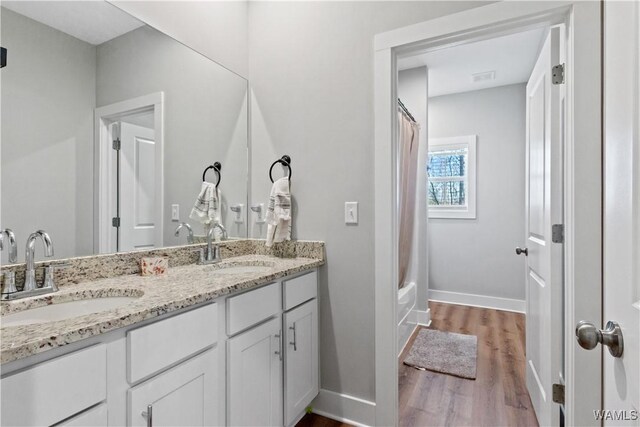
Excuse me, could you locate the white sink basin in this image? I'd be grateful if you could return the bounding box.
[1,297,139,327]
[207,263,274,275]
[209,265,273,275]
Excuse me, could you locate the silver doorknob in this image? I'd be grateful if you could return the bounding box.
[575,320,624,358]
[515,247,528,256]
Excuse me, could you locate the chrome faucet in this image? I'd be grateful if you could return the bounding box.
[174,222,194,244]
[211,222,228,241]
[24,230,54,292]
[197,222,227,265]
[1,229,18,297]
[0,228,18,264]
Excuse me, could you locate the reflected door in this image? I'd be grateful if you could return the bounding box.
[119,121,157,251]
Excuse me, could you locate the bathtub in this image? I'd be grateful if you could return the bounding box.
[397,281,417,355]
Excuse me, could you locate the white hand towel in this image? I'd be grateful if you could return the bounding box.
[190,182,222,225]
[266,177,291,247]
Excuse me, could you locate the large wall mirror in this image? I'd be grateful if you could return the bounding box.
[1,1,249,263]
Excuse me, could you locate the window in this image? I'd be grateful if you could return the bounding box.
[428,135,477,219]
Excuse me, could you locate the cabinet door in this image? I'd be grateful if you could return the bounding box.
[128,347,218,427]
[284,299,318,426]
[228,317,283,427]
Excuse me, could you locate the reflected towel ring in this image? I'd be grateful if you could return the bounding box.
[269,155,292,183]
[202,162,222,188]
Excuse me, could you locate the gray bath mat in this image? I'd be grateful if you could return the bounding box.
[403,328,477,379]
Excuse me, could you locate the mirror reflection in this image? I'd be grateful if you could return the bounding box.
[1,1,249,263]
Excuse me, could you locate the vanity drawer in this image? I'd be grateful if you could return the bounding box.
[227,282,281,335]
[128,303,217,383]
[283,270,318,311]
[1,344,107,427]
[58,403,108,426]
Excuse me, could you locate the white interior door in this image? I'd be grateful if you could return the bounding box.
[524,26,564,427]
[119,121,157,251]
[603,1,640,423]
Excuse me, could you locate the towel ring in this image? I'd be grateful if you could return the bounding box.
[202,162,222,188]
[269,155,292,183]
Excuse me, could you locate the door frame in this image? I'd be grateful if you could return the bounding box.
[373,2,602,426]
[94,92,165,254]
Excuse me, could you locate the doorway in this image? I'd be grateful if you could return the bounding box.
[94,92,164,254]
[374,3,602,426]
[396,24,564,426]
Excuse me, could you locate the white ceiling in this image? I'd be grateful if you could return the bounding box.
[2,1,144,46]
[398,27,547,97]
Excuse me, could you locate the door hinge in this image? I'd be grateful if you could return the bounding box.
[552,383,565,405]
[112,217,121,228]
[552,64,565,85]
[552,224,564,243]
[112,138,121,151]
[1,47,7,68]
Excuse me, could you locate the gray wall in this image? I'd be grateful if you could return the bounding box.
[428,84,526,301]
[111,1,249,78]
[0,8,96,263]
[96,26,248,243]
[248,1,490,402]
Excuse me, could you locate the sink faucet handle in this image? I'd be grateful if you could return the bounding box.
[43,263,71,292]
[1,271,18,298]
[0,228,18,264]
[192,248,205,265]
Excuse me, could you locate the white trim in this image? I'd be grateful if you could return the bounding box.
[94,92,165,254]
[374,2,571,52]
[429,289,526,313]
[398,308,431,356]
[428,135,477,219]
[311,389,376,427]
[374,45,398,427]
[410,307,431,326]
[398,324,418,357]
[374,2,601,426]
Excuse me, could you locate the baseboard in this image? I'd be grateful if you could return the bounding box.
[410,307,431,326]
[311,389,376,427]
[428,289,525,313]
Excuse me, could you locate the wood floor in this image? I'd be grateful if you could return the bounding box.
[296,413,351,427]
[399,302,539,427]
[297,302,538,427]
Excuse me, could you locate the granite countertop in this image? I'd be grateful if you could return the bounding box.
[0,254,323,364]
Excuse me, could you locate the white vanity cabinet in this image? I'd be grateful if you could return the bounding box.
[1,344,108,426]
[126,304,220,427]
[284,299,318,426]
[226,270,319,427]
[0,267,319,427]
[228,317,284,426]
[128,348,218,427]
[0,303,222,427]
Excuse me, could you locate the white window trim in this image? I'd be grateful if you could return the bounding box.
[428,135,477,219]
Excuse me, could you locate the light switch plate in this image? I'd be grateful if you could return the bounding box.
[171,204,180,221]
[345,202,358,224]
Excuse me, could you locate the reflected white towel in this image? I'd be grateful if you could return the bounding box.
[266,177,291,247]
[190,182,221,225]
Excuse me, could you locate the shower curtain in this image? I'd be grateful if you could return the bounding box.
[398,111,420,289]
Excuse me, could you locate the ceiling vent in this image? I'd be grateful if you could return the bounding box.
[472,70,496,83]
